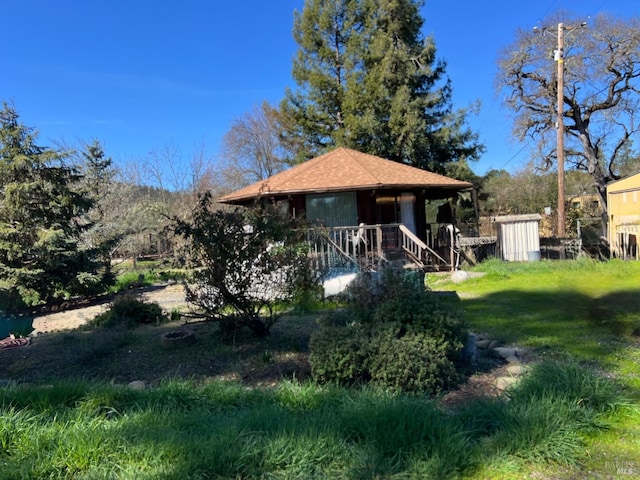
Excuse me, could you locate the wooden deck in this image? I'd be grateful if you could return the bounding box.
[307,223,459,273]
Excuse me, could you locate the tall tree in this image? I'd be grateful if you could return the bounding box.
[0,103,104,311]
[498,12,640,227]
[77,140,119,281]
[281,0,483,173]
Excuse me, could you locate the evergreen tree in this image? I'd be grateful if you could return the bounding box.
[281,0,483,173]
[0,102,103,312]
[81,140,114,201]
[78,140,119,284]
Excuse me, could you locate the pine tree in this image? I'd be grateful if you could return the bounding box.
[78,140,119,285]
[281,0,484,173]
[0,102,103,312]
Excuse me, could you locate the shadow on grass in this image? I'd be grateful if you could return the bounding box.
[0,381,471,479]
[0,313,320,386]
[458,288,640,363]
[0,363,629,480]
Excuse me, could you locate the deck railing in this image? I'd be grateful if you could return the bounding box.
[307,224,383,272]
[308,223,457,272]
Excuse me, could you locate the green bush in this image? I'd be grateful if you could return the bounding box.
[90,294,167,328]
[111,272,156,292]
[344,267,424,319]
[310,323,371,386]
[373,291,466,344]
[368,327,462,394]
[310,268,467,394]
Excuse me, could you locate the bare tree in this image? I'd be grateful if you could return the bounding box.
[498,12,640,229]
[220,101,292,190]
[111,142,220,263]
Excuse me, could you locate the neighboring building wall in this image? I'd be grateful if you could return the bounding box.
[567,193,601,215]
[494,214,542,262]
[607,173,640,260]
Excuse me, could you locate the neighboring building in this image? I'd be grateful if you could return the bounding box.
[607,173,640,260]
[567,193,601,216]
[493,214,542,262]
[219,147,473,271]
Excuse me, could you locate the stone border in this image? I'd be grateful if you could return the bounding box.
[473,333,531,392]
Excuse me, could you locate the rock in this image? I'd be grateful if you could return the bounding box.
[161,330,196,349]
[451,270,469,284]
[496,376,519,391]
[128,381,147,390]
[494,347,518,359]
[507,365,528,376]
[504,355,521,365]
[461,333,477,363]
[475,339,492,349]
[488,340,500,349]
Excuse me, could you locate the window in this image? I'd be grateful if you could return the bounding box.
[306,192,357,227]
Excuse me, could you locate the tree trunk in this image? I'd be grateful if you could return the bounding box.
[580,133,609,238]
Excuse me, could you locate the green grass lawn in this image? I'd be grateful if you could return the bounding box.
[0,259,638,479]
[430,258,640,389]
[430,258,640,479]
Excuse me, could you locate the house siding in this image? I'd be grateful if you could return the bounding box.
[607,173,640,259]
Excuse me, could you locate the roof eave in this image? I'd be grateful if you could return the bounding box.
[218,182,473,204]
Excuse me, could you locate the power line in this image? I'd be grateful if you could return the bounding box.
[499,141,532,170]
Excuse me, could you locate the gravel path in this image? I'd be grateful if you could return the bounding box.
[31,284,189,335]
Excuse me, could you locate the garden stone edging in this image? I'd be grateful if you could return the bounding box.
[472,332,531,392]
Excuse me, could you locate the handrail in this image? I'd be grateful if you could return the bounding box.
[398,224,427,250]
[308,224,385,272]
[398,224,449,267]
[309,224,455,272]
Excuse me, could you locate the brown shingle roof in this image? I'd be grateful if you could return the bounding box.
[218,147,472,204]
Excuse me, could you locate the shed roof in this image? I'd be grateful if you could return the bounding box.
[492,214,542,223]
[218,147,473,204]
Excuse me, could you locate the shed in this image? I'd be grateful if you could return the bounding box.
[493,214,542,262]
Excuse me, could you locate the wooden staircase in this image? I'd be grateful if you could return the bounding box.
[309,224,458,274]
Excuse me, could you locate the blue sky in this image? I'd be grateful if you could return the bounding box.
[2,0,637,179]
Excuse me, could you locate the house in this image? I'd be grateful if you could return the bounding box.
[218,147,473,272]
[567,192,601,215]
[607,173,640,260]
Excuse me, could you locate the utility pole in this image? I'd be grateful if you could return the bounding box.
[556,22,566,238]
[535,20,586,237]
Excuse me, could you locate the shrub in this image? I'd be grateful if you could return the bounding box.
[344,266,424,319]
[310,267,467,394]
[310,323,371,386]
[373,292,467,345]
[111,272,156,292]
[173,193,318,337]
[90,294,167,328]
[368,327,462,394]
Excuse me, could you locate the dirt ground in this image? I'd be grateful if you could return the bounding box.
[31,283,190,335]
[2,284,507,407]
